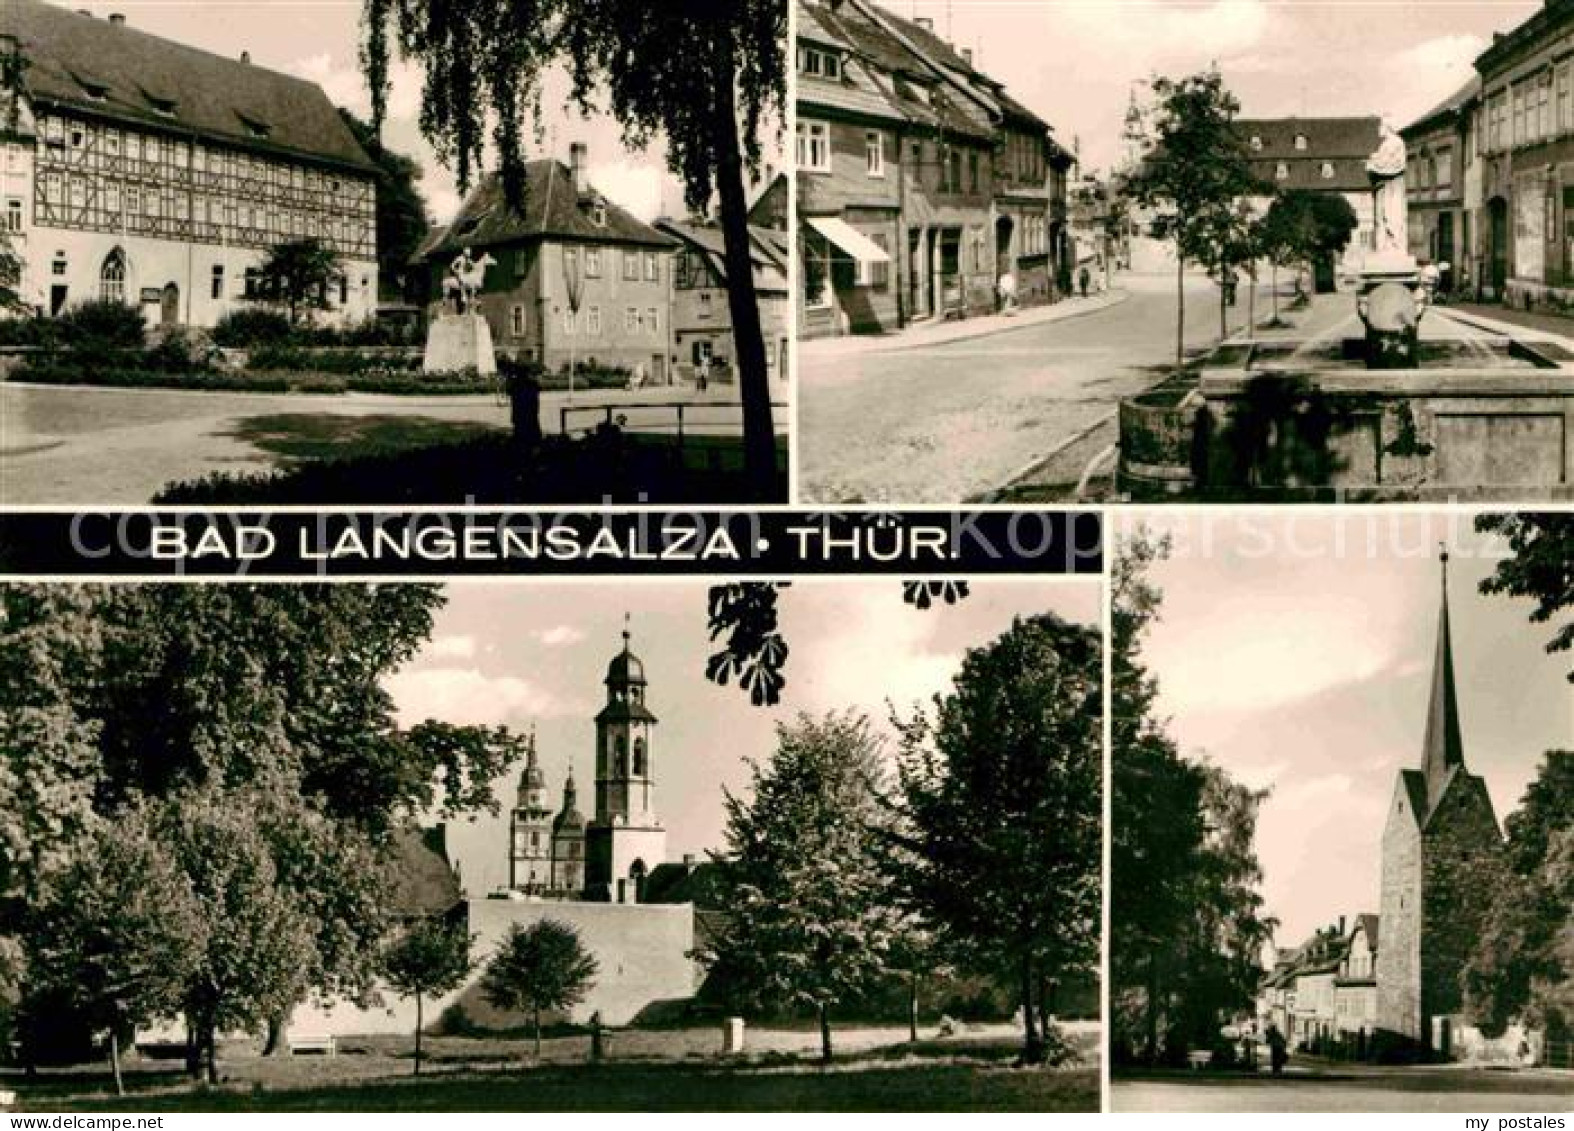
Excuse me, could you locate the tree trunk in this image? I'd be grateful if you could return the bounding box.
[1218,284,1227,341]
[109,1028,124,1098]
[262,1008,291,1057]
[1174,248,1186,370]
[710,25,777,502]
[1145,956,1160,1064]
[908,973,919,1043]
[533,1007,542,1059]
[1247,267,1257,340]
[1020,954,1043,1064]
[414,994,423,1076]
[184,1019,200,1081]
[201,1020,218,1086]
[818,1002,833,1062]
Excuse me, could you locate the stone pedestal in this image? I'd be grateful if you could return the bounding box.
[423,312,496,376]
[722,1016,745,1054]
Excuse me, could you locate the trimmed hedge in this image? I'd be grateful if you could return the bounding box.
[12,363,497,396]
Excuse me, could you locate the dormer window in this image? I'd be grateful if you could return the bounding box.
[236,113,270,140]
[1249,135,1263,151]
[1276,162,1290,180]
[1320,161,1335,179]
[797,44,841,80]
[1294,133,1308,151]
[593,201,607,227]
[74,74,110,103]
[144,91,178,118]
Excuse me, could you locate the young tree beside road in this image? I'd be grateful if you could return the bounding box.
[481,919,599,1057]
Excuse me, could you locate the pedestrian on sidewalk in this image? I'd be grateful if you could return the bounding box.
[1266,1023,1289,1077]
[1078,264,1091,298]
[695,353,710,393]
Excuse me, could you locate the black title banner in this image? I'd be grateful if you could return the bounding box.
[0,510,1102,578]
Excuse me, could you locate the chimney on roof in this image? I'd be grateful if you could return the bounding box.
[961,47,973,66]
[1338,915,1347,936]
[240,50,251,64]
[108,12,125,25]
[915,16,933,30]
[570,142,588,196]
[682,853,696,869]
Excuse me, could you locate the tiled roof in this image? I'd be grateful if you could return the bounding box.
[415,161,677,260]
[655,219,789,295]
[642,860,726,909]
[798,67,908,125]
[386,825,463,918]
[1236,116,1383,160]
[2,0,374,171]
[1250,155,1371,194]
[1403,76,1481,138]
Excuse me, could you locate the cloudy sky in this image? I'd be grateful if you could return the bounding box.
[902,0,1540,171]
[385,579,1100,897]
[69,0,783,225]
[1115,511,1571,950]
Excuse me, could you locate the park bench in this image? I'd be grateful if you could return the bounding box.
[288,1033,337,1057]
[1186,1050,1213,1070]
[0,1088,17,1108]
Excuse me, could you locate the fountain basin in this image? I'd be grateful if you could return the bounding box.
[1117,334,1574,501]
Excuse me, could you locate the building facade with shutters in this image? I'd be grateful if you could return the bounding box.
[0,0,378,327]
[1400,77,1481,295]
[656,217,790,384]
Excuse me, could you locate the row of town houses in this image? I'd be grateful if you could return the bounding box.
[1401,0,1574,305]
[0,0,788,386]
[1257,915,1382,1056]
[795,0,1077,339]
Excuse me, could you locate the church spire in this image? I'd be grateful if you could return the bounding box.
[1420,545,1464,809]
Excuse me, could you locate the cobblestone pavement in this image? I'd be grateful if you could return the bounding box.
[798,273,1280,504]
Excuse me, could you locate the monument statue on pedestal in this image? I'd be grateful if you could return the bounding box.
[1356,121,1425,368]
[1365,123,1411,264]
[423,245,499,377]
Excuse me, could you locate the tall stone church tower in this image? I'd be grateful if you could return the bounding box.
[585,618,667,903]
[1375,551,1507,1049]
[551,769,587,895]
[509,729,554,892]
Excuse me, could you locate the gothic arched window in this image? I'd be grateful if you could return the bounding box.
[632,737,647,777]
[100,248,126,304]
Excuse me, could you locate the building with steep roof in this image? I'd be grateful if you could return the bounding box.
[0,0,378,325]
[550,769,587,895]
[413,143,677,377]
[1375,551,1508,1050]
[795,0,1072,337]
[1235,116,1385,283]
[655,217,790,385]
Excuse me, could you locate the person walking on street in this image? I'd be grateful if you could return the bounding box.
[1078,264,1091,298]
[695,353,710,393]
[1265,1023,1289,1077]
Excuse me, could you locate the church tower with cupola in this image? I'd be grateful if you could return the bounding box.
[585,617,667,903]
[551,768,587,895]
[1375,550,1508,1049]
[508,728,554,893]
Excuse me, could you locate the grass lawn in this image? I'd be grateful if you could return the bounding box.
[226,413,506,463]
[12,1030,1101,1113]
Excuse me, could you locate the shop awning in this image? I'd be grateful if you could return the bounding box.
[805,216,892,269]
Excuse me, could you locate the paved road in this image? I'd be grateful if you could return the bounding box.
[1114,1068,1574,1113]
[798,273,1278,503]
[0,382,779,505]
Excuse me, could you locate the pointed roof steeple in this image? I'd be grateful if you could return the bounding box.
[1420,545,1465,810]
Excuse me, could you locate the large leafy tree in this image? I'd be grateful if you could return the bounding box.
[894,614,1102,1064]
[1125,69,1263,367]
[359,0,786,499]
[1464,751,1574,1037]
[1476,513,1574,682]
[338,109,432,300]
[382,916,474,1075]
[1109,532,1273,1064]
[249,238,345,326]
[0,584,513,1066]
[702,712,901,1061]
[1257,190,1358,311]
[29,809,204,1095]
[480,919,598,1056]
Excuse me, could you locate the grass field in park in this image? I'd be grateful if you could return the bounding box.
[9,1026,1102,1113]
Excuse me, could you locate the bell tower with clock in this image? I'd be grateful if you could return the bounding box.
[508,728,554,893]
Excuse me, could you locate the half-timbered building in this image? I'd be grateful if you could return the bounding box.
[0,1,378,326]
